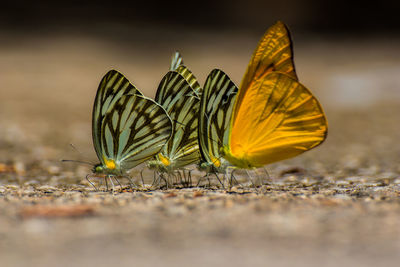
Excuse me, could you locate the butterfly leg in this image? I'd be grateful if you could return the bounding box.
[245,170,259,193]
[188,170,193,187]
[245,170,256,187]
[213,172,225,190]
[151,171,159,187]
[86,174,98,191]
[263,167,271,184]
[179,170,184,187]
[180,170,187,187]
[222,173,227,188]
[176,171,182,187]
[108,175,115,192]
[182,170,191,187]
[104,176,109,191]
[229,170,240,189]
[140,169,145,187]
[181,170,187,187]
[196,174,204,187]
[125,174,135,190]
[113,176,123,191]
[161,173,169,189]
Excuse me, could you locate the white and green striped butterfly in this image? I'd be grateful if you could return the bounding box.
[92,70,173,177]
[198,69,238,174]
[147,52,201,174]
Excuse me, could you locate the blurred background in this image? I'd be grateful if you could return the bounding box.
[1,1,400,267]
[1,0,400,166]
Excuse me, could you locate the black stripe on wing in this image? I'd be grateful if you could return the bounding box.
[155,71,200,168]
[199,69,238,166]
[101,94,172,170]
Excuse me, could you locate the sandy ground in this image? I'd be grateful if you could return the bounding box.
[1,28,400,266]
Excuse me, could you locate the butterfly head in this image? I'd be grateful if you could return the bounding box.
[92,163,105,174]
[92,158,121,175]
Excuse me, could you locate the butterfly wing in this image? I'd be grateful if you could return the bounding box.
[170,51,184,71]
[155,71,200,168]
[100,94,172,170]
[227,72,327,168]
[170,51,202,97]
[175,65,202,97]
[92,70,144,164]
[234,21,298,120]
[199,69,238,169]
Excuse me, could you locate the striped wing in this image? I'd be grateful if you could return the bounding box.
[199,69,238,168]
[170,51,184,71]
[100,94,172,170]
[92,70,143,162]
[169,51,202,96]
[235,21,298,120]
[175,65,202,97]
[155,71,200,168]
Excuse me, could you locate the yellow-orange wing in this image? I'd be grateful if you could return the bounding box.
[223,72,327,169]
[234,21,298,120]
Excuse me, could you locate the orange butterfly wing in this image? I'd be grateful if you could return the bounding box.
[224,72,327,168]
[234,21,298,121]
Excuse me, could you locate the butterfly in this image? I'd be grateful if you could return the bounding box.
[199,21,327,172]
[91,70,173,177]
[222,21,327,168]
[198,69,238,174]
[147,53,201,174]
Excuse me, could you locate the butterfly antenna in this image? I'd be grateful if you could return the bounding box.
[69,143,82,154]
[65,143,96,165]
[61,159,94,166]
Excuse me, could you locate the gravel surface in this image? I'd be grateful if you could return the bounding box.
[1,30,400,266]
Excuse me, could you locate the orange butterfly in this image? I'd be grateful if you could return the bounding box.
[220,21,328,169]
